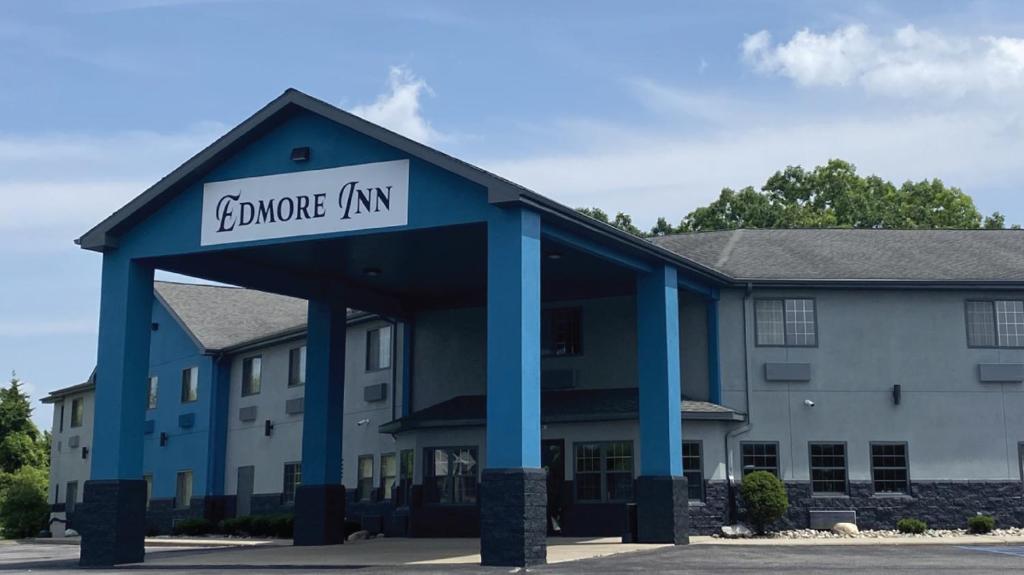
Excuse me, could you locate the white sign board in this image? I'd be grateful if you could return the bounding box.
[200,159,409,246]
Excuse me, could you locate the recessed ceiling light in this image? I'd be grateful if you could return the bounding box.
[363,267,382,277]
[546,251,563,260]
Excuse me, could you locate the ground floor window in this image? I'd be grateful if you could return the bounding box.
[424,446,478,504]
[741,442,779,477]
[574,441,634,502]
[65,481,78,514]
[175,470,192,509]
[380,453,397,500]
[682,441,703,501]
[357,455,374,502]
[397,449,414,506]
[809,443,847,495]
[144,474,153,509]
[871,443,909,494]
[283,462,301,504]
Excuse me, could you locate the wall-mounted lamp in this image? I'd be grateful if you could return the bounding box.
[265,419,275,437]
[803,399,816,408]
[159,432,168,447]
[151,322,160,332]
[81,446,89,460]
[363,267,382,278]
[291,146,310,162]
[892,384,901,405]
[356,418,371,426]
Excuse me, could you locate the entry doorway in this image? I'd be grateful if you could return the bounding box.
[237,466,254,517]
[542,439,565,535]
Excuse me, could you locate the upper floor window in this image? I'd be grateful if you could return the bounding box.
[366,326,393,371]
[755,298,817,347]
[542,307,583,357]
[966,300,1024,348]
[682,441,704,501]
[283,462,301,504]
[180,367,198,403]
[242,356,262,396]
[809,443,847,495]
[871,443,909,494]
[575,441,633,502]
[288,346,306,387]
[741,442,779,477]
[147,376,158,410]
[70,397,84,428]
[424,446,478,505]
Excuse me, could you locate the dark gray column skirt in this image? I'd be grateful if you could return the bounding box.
[78,479,147,567]
[636,475,689,544]
[293,484,346,546]
[480,468,547,567]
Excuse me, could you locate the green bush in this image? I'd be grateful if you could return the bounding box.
[739,471,789,533]
[0,466,49,539]
[968,515,996,534]
[896,518,928,534]
[171,517,215,536]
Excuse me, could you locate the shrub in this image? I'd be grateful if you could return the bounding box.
[270,514,294,539]
[739,470,788,533]
[249,515,273,537]
[896,518,927,534]
[968,515,996,534]
[0,466,49,539]
[171,518,215,536]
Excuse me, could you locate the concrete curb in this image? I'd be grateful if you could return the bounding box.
[28,537,287,548]
[690,535,1024,546]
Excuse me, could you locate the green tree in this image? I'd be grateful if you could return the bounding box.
[0,466,48,538]
[0,374,47,474]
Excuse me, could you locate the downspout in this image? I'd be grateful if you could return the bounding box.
[724,282,754,524]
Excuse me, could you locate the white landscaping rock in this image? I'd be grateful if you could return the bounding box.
[64,529,80,538]
[832,522,859,536]
[720,524,753,538]
[346,530,369,541]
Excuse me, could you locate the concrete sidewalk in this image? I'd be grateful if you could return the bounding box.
[690,534,1024,546]
[31,536,286,548]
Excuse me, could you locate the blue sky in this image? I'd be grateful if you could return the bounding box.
[4,0,1024,429]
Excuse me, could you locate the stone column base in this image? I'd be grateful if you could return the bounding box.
[78,480,147,567]
[293,484,346,546]
[480,468,547,567]
[636,475,689,544]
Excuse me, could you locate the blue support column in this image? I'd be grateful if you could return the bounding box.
[79,254,153,567]
[294,297,347,545]
[706,297,722,405]
[635,264,689,544]
[480,206,546,567]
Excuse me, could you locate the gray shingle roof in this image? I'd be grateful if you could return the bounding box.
[155,281,308,352]
[651,229,1024,283]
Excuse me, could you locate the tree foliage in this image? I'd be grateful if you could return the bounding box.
[0,375,47,474]
[0,466,48,538]
[576,159,1016,236]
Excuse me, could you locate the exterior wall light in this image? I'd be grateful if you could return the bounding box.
[892,384,901,405]
[159,432,168,447]
[291,146,310,162]
[265,419,275,436]
[81,446,89,459]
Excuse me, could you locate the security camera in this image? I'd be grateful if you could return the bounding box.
[803,399,816,407]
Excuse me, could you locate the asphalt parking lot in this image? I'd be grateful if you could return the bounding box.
[2,542,1023,574]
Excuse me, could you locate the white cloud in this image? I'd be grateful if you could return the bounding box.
[743,24,1024,99]
[351,66,442,144]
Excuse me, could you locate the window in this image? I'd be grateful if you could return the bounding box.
[871,443,909,494]
[682,441,704,501]
[397,449,414,506]
[59,403,65,432]
[357,455,374,501]
[180,367,198,403]
[424,447,478,504]
[755,299,817,347]
[809,443,847,495]
[288,346,306,387]
[242,356,262,396]
[175,470,192,509]
[575,441,634,502]
[741,442,779,477]
[65,481,78,515]
[70,397,84,428]
[283,462,301,504]
[147,376,158,410]
[144,474,153,509]
[380,453,397,500]
[542,307,583,356]
[966,300,1024,348]
[366,326,393,371]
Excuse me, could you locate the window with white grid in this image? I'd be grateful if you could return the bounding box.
[785,299,817,346]
[755,300,785,346]
[966,300,1024,348]
[996,300,1024,347]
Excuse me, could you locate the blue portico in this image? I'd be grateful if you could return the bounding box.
[76,89,727,567]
